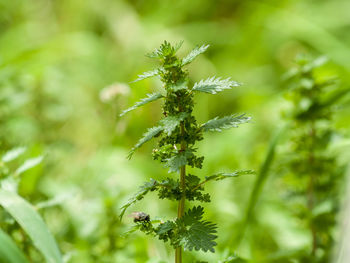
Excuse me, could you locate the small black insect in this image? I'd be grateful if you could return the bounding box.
[131,212,150,223]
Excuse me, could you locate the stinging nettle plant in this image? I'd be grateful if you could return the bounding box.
[120,41,253,262]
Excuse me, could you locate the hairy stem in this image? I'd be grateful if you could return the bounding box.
[175,121,186,263]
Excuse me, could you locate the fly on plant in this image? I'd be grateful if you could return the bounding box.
[130,212,150,223]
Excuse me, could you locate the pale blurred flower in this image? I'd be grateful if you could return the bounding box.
[99,83,130,103]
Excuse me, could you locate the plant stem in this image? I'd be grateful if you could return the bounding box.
[176,122,186,263]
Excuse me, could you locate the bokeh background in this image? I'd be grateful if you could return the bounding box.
[1,0,350,262]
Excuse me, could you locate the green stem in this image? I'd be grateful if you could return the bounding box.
[192,178,209,191]
[176,122,186,263]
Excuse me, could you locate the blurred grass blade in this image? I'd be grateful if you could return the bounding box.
[35,192,73,210]
[15,156,43,176]
[235,125,287,245]
[2,147,26,163]
[0,229,29,263]
[245,127,285,219]
[220,254,248,262]
[0,190,63,263]
[322,87,350,108]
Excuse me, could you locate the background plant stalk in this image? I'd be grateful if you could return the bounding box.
[308,123,317,256]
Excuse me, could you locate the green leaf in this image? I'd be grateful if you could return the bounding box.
[156,221,176,235]
[165,150,194,173]
[173,41,184,53]
[182,205,204,223]
[160,112,189,136]
[184,221,217,252]
[0,190,62,263]
[2,147,26,163]
[201,114,251,132]
[205,170,255,182]
[120,92,163,117]
[179,206,217,253]
[186,174,201,188]
[165,154,187,173]
[182,44,209,66]
[131,68,160,83]
[168,80,188,92]
[15,156,43,175]
[122,219,162,237]
[157,177,181,200]
[146,40,182,58]
[128,126,163,159]
[0,229,29,263]
[191,170,254,192]
[120,179,158,219]
[120,225,140,237]
[192,76,240,94]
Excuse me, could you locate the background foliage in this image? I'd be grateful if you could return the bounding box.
[0,0,349,262]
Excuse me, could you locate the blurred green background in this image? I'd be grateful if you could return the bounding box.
[0,0,349,262]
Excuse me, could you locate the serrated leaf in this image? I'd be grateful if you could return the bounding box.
[120,179,158,219]
[120,92,163,117]
[186,174,201,187]
[205,170,255,182]
[179,206,217,253]
[168,80,188,92]
[193,76,241,94]
[131,68,160,83]
[2,147,26,163]
[182,44,209,66]
[191,170,254,192]
[146,41,178,58]
[0,190,62,263]
[165,155,187,173]
[128,126,163,159]
[183,221,217,252]
[160,112,189,135]
[120,176,182,219]
[182,206,204,224]
[156,221,176,235]
[201,114,251,132]
[0,229,29,263]
[15,156,43,175]
[165,150,193,173]
[173,40,184,53]
[121,224,140,237]
[122,219,161,237]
